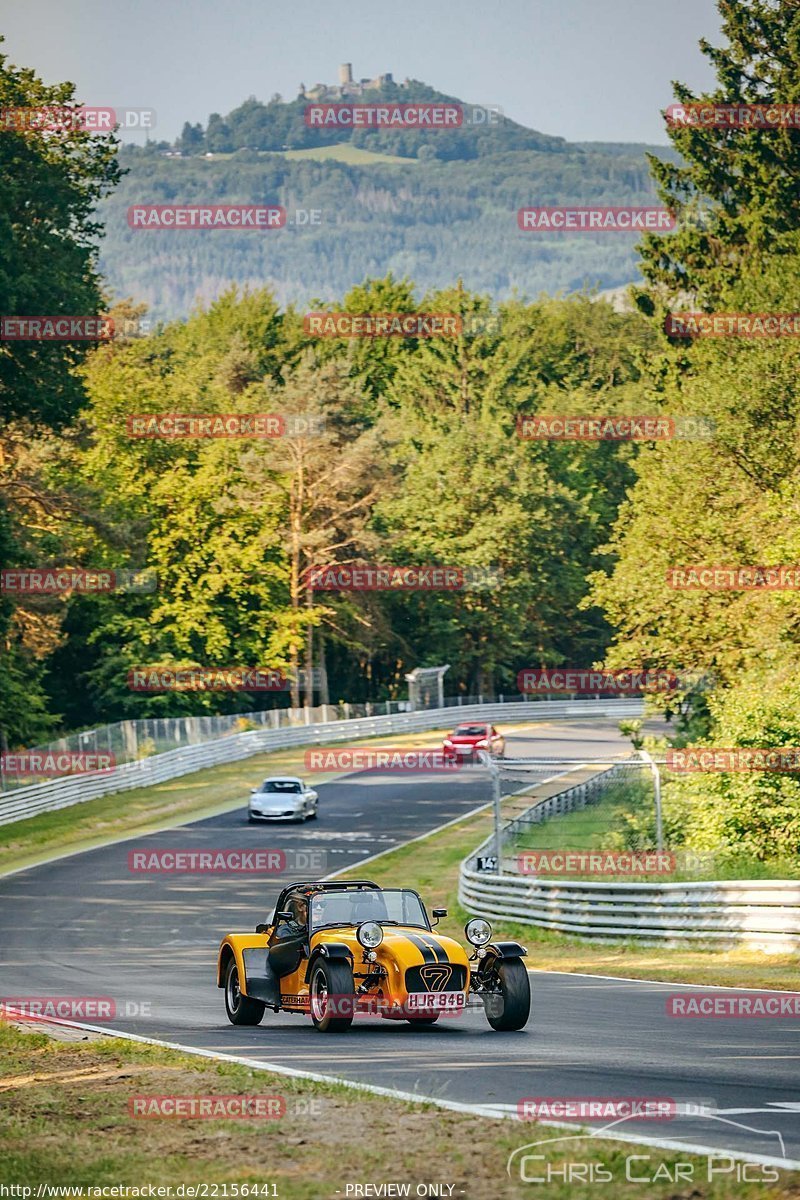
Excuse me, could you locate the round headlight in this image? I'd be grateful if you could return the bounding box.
[465,917,492,946]
[356,920,384,949]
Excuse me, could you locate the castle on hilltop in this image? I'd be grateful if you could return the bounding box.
[299,64,405,102]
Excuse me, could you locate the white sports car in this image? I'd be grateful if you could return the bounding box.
[248,776,319,823]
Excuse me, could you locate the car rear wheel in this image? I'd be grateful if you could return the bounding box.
[224,959,265,1026]
[484,959,530,1031]
[309,959,354,1032]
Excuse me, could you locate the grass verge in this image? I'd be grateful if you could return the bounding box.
[336,800,800,992]
[0,1020,794,1198]
[511,775,800,882]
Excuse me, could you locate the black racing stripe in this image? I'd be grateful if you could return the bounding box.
[402,932,437,964]
[416,933,450,964]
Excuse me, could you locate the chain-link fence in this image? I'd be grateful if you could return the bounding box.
[0,692,638,792]
[0,702,393,792]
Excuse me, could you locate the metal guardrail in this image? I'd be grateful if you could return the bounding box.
[0,690,642,793]
[459,762,800,951]
[0,698,644,827]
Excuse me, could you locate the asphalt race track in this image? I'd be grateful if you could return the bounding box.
[1,719,798,1168]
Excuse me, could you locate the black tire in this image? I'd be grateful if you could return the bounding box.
[484,959,530,1031]
[224,959,266,1026]
[309,958,355,1032]
[307,806,318,820]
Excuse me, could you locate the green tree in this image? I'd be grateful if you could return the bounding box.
[662,671,800,865]
[0,39,121,429]
[638,0,800,306]
[177,121,205,155]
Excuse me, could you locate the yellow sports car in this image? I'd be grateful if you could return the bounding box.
[217,879,530,1032]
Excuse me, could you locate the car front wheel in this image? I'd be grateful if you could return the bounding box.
[224,959,266,1026]
[483,959,530,1031]
[309,959,354,1032]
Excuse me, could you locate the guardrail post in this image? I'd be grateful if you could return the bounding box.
[478,751,503,876]
[638,749,663,852]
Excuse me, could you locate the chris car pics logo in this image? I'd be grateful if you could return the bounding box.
[507,1124,784,1185]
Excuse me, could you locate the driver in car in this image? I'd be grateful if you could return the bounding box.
[267,894,309,977]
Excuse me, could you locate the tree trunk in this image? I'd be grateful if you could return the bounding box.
[289,458,304,711]
[304,585,314,708]
[319,633,329,704]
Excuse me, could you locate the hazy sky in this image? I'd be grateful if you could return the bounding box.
[0,0,720,144]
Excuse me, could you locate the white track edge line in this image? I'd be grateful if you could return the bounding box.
[535,969,800,996]
[4,1009,798,1171]
[323,767,573,878]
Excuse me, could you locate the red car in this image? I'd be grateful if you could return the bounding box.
[442,723,505,762]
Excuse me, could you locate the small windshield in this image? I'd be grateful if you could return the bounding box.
[310,889,429,931]
[260,780,302,793]
[452,726,487,738]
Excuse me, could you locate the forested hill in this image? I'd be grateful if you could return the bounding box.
[100,81,679,320]
[167,77,567,160]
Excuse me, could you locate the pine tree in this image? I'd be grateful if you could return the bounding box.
[638,0,800,307]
